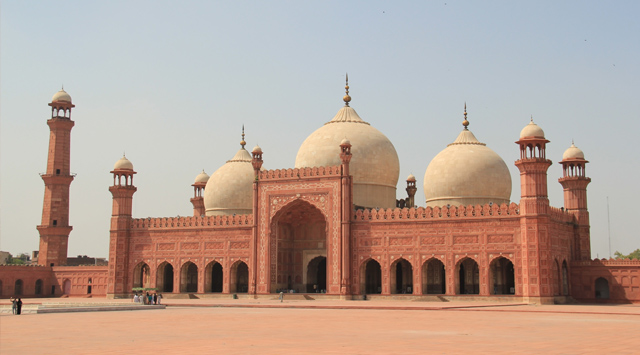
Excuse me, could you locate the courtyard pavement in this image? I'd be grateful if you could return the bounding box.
[1,297,639,354]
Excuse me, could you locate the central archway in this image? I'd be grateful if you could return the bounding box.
[270,199,327,293]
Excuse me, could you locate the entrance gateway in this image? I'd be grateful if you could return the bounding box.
[270,199,327,293]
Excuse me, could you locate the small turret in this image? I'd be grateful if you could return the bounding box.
[191,170,209,216]
[514,117,552,215]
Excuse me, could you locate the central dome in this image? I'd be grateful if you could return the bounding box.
[295,89,399,209]
[424,112,511,207]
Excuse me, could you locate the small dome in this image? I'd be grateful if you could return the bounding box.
[114,155,133,170]
[252,145,262,154]
[340,138,351,146]
[562,143,585,160]
[519,118,545,139]
[194,170,210,184]
[424,127,511,207]
[407,174,416,182]
[51,89,72,103]
[204,147,255,216]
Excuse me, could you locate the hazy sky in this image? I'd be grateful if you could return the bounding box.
[1,1,638,259]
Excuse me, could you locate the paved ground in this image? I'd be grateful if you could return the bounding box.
[1,298,639,354]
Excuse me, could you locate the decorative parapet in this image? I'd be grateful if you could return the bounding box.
[353,202,520,221]
[130,214,253,229]
[548,206,575,223]
[572,258,640,267]
[259,166,342,181]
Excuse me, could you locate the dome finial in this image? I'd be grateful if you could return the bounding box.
[462,102,469,129]
[343,73,351,106]
[240,125,246,148]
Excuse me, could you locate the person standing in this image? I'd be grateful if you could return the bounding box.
[16,298,23,315]
[153,293,157,305]
[10,297,17,315]
[157,293,162,305]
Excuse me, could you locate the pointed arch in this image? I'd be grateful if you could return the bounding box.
[62,279,71,295]
[422,257,446,294]
[456,257,479,295]
[35,279,44,295]
[133,262,151,289]
[390,258,413,294]
[489,256,515,295]
[595,277,609,299]
[360,258,382,294]
[230,260,249,293]
[180,261,198,293]
[270,199,327,293]
[14,279,23,296]
[156,261,174,293]
[205,260,223,293]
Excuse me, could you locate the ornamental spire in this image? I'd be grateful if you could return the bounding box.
[240,125,246,148]
[462,102,469,130]
[343,73,351,106]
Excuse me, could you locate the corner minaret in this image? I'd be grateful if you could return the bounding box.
[37,88,76,266]
[514,117,553,303]
[515,117,552,215]
[107,155,137,297]
[191,170,209,216]
[558,142,591,260]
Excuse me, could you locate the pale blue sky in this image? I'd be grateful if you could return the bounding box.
[1,1,638,258]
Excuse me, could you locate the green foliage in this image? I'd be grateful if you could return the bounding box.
[614,249,640,260]
[8,257,25,265]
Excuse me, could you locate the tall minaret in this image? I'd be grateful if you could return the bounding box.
[191,170,209,216]
[558,142,591,260]
[514,118,553,302]
[37,88,75,267]
[107,155,137,297]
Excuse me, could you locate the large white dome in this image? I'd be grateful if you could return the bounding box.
[204,146,254,216]
[424,123,512,208]
[295,102,399,209]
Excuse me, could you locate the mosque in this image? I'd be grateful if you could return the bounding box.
[1,83,639,304]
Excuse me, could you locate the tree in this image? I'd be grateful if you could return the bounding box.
[7,253,30,265]
[614,249,640,260]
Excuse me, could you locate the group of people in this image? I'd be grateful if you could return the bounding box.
[133,292,162,305]
[9,297,23,315]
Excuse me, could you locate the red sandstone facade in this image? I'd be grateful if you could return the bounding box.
[1,90,639,304]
